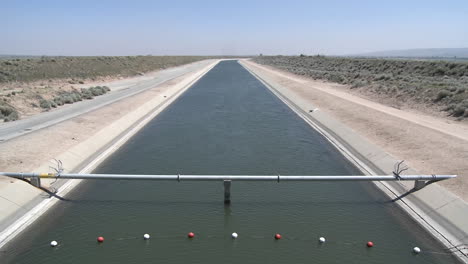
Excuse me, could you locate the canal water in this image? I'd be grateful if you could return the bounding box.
[3,60,459,263]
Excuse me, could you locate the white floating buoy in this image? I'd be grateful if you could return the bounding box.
[319,237,326,243]
[143,234,150,240]
[231,232,238,239]
[50,240,58,247]
[413,247,421,254]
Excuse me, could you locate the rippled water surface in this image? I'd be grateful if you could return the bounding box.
[3,61,459,263]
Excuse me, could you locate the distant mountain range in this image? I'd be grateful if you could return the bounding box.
[353,48,468,58]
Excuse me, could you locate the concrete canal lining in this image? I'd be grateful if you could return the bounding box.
[240,60,468,262]
[0,59,220,249]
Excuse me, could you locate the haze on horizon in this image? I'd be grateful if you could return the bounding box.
[2,0,468,56]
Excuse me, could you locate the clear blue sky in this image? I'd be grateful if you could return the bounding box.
[2,0,468,56]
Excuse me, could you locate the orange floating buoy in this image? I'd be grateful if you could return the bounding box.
[97,236,105,243]
[275,234,282,240]
[367,241,374,247]
[188,232,195,238]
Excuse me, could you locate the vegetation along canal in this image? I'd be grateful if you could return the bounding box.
[3,60,459,263]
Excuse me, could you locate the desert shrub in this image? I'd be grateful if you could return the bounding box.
[89,87,102,96]
[39,99,51,109]
[456,87,466,94]
[53,97,64,106]
[81,89,94,100]
[61,95,74,104]
[433,67,446,76]
[89,86,105,96]
[48,86,110,108]
[452,105,466,117]
[374,74,392,81]
[448,86,458,92]
[88,86,110,96]
[3,112,19,122]
[450,99,468,116]
[434,90,451,102]
[351,80,367,89]
[70,92,82,102]
[327,73,345,83]
[0,103,19,122]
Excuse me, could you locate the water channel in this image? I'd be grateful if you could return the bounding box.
[3,60,459,263]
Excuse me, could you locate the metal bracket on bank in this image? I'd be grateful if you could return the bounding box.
[391,160,439,191]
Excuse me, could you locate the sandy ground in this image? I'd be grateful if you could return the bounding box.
[243,60,468,202]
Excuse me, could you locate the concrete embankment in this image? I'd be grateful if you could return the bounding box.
[240,60,468,262]
[0,59,220,248]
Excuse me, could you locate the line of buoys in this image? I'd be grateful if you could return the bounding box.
[48,233,421,255]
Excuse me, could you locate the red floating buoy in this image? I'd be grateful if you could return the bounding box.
[367,241,374,247]
[188,232,195,238]
[275,234,282,240]
[97,236,105,243]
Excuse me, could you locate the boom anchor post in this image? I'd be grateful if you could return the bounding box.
[413,175,440,191]
[30,175,41,188]
[224,180,231,204]
[413,180,426,190]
